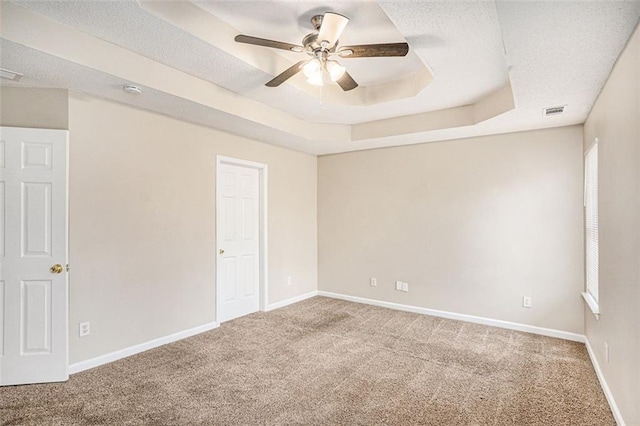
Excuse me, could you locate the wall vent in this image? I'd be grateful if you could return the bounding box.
[543,105,565,116]
[0,68,23,81]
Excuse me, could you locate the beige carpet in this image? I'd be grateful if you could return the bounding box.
[1,297,613,425]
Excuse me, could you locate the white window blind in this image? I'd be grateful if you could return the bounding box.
[584,143,599,303]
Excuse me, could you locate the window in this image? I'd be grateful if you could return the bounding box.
[583,141,599,317]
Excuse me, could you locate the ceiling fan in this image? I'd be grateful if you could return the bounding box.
[234,12,409,91]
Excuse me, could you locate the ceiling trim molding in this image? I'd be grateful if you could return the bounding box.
[352,83,514,140]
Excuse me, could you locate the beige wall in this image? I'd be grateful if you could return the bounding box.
[319,126,585,334]
[66,93,317,364]
[0,86,68,129]
[583,24,640,425]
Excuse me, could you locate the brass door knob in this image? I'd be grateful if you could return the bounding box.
[50,264,63,274]
[219,249,225,255]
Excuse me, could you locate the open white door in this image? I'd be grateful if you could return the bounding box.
[216,157,267,323]
[0,126,68,386]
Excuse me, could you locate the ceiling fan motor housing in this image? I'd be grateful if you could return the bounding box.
[302,33,320,51]
[311,14,323,31]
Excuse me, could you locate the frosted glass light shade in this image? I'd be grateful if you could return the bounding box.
[326,61,346,82]
[303,60,322,79]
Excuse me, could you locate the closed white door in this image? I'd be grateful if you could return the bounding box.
[0,126,68,386]
[217,162,260,323]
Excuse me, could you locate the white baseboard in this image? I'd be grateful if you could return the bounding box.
[317,291,585,343]
[585,339,625,426]
[68,321,219,374]
[70,290,319,375]
[265,290,319,312]
[68,292,620,423]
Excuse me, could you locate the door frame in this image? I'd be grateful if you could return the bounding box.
[215,155,268,324]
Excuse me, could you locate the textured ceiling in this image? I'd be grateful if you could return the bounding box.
[197,0,422,85]
[2,1,640,154]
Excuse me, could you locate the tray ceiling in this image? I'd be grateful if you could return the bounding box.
[1,1,639,154]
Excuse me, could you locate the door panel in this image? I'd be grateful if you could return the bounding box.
[223,256,236,302]
[0,126,68,386]
[22,182,52,257]
[222,196,236,241]
[21,142,52,170]
[242,198,255,239]
[242,254,255,297]
[217,162,260,323]
[22,280,52,354]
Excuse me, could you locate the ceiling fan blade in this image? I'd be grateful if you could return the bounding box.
[336,70,358,91]
[338,43,409,58]
[265,60,309,87]
[317,12,349,48]
[235,35,304,52]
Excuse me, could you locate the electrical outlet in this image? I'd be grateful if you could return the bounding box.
[395,281,409,292]
[604,342,609,363]
[79,321,90,337]
[370,277,377,287]
[522,296,532,308]
[287,276,292,286]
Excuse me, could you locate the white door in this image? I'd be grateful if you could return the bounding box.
[0,126,68,386]
[217,162,260,323]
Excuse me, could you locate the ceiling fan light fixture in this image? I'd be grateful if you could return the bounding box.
[306,73,324,87]
[302,59,322,79]
[326,60,346,82]
[237,11,410,91]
